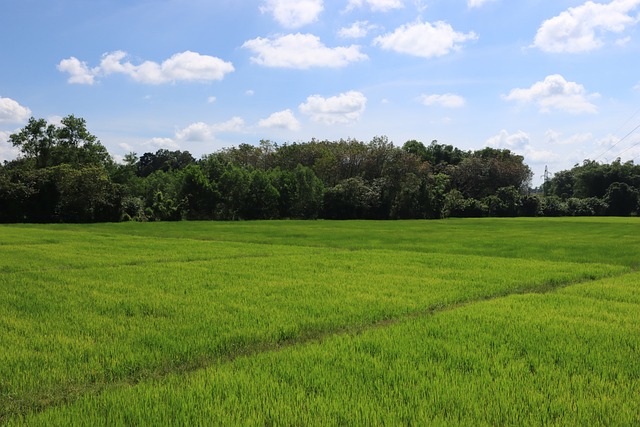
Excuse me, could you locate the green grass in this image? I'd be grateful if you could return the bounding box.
[1,218,639,425]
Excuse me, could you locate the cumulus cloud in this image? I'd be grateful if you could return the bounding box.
[373,21,477,58]
[174,117,246,143]
[258,109,301,131]
[0,130,20,162]
[338,21,378,38]
[58,51,234,85]
[346,0,404,12]
[486,129,531,150]
[486,129,557,163]
[503,74,599,114]
[533,0,640,53]
[299,91,367,125]
[57,57,97,85]
[144,137,181,149]
[243,33,368,68]
[211,117,246,133]
[260,0,323,28]
[175,122,213,142]
[0,97,32,124]
[419,93,466,108]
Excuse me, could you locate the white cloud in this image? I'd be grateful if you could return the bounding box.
[144,137,180,149]
[119,142,134,152]
[503,74,599,114]
[486,129,557,163]
[207,96,217,104]
[373,21,477,58]
[59,51,234,85]
[258,109,301,131]
[419,93,466,108]
[211,117,246,133]
[299,91,367,125]
[174,117,246,142]
[467,0,496,8]
[245,90,255,96]
[175,122,213,142]
[545,129,593,145]
[0,130,20,162]
[338,21,378,39]
[260,0,324,28]
[487,129,531,150]
[243,33,368,69]
[526,148,558,163]
[346,0,404,12]
[533,0,640,53]
[0,97,32,124]
[57,57,97,85]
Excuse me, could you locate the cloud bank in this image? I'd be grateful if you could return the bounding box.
[58,51,234,85]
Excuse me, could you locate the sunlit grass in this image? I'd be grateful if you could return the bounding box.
[1,218,638,424]
[10,272,640,426]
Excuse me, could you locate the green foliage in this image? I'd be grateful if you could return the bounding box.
[452,148,532,200]
[323,177,381,219]
[136,149,195,178]
[9,115,111,169]
[178,164,219,220]
[3,116,640,222]
[53,165,121,223]
[519,194,542,217]
[605,182,638,216]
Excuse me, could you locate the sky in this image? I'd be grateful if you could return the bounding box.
[2,0,640,185]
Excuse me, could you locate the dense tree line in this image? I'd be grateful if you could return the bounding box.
[1,116,638,223]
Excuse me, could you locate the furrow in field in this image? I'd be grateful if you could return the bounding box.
[1,266,632,423]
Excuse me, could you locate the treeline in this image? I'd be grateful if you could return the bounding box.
[1,116,639,223]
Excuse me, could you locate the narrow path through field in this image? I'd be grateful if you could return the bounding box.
[3,266,634,424]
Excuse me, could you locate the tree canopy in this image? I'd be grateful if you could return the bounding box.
[1,116,638,222]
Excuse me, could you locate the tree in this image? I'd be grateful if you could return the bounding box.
[485,186,522,217]
[54,165,121,222]
[605,182,638,216]
[137,149,195,177]
[424,141,468,171]
[216,165,251,220]
[9,117,57,168]
[243,169,280,219]
[323,177,379,219]
[289,165,324,219]
[179,164,219,220]
[549,169,575,199]
[402,140,428,161]
[451,148,531,199]
[9,115,112,169]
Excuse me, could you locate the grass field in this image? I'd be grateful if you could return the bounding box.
[1,218,639,425]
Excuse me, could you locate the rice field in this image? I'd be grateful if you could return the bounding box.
[1,218,639,425]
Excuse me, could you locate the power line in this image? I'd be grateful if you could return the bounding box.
[613,130,640,159]
[590,108,640,162]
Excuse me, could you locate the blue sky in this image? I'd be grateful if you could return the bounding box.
[2,0,640,185]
